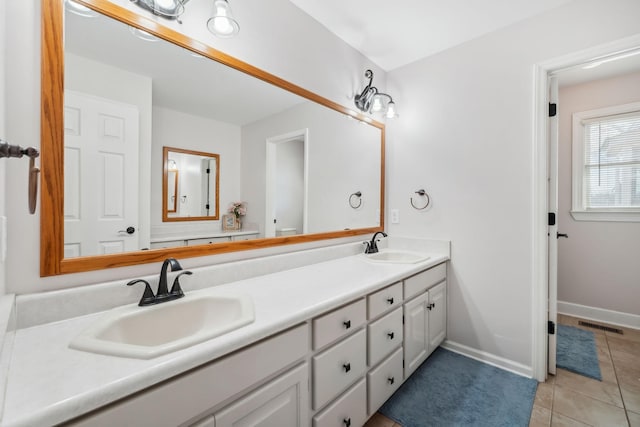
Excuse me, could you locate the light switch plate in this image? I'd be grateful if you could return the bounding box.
[391,209,399,224]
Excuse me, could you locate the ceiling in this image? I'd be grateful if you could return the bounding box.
[289,0,575,71]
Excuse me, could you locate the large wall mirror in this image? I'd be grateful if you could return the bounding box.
[40,0,385,276]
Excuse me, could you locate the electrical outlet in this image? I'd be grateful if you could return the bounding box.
[391,209,400,224]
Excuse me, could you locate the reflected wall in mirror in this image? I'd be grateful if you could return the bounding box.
[163,147,219,222]
[40,0,385,275]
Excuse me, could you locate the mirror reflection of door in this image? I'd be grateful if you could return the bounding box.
[167,167,178,213]
[63,90,140,257]
[265,130,308,238]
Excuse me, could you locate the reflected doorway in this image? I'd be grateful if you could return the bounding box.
[265,129,309,238]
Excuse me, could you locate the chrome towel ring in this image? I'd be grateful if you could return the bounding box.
[410,189,430,210]
[349,191,362,209]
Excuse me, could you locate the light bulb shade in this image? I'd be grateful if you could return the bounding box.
[131,0,185,18]
[65,0,99,17]
[207,0,240,38]
[385,101,398,119]
[370,95,384,113]
[128,26,160,42]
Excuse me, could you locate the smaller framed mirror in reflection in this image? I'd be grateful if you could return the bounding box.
[162,146,220,222]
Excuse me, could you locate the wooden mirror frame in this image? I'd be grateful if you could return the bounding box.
[162,147,220,222]
[40,0,385,276]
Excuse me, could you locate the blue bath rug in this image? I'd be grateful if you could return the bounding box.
[380,348,537,427]
[556,324,602,381]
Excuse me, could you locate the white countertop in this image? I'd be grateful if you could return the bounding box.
[1,251,448,427]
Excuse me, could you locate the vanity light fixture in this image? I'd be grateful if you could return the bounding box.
[129,0,188,19]
[128,26,160,42]
[354,69,398,119]
[168,159,178,170]
[64,0,100,18]
[207,0,240,38]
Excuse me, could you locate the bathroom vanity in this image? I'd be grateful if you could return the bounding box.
[0,239,449,426]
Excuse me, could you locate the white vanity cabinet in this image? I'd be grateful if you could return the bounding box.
[66,324,309,427]
[403,269,447,378]
[63,261,447,427]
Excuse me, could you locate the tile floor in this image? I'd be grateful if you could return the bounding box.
[363,314,640,427]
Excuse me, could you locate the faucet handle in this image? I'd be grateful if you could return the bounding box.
[170,271,192,298]
[362,241,371,253]
[127,279,156,306]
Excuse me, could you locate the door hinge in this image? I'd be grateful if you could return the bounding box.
[548,212,556,226]
[549,103,557,117]
[548,321,556,335]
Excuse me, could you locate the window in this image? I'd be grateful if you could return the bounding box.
[571,102,640,222]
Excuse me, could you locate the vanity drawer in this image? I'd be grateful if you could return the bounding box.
[313,299,366,350]
[367,347,403,415]
[313,329,366,410]
[368,307,403,367]
[367,282,402,320]
[187,236,232,245]
[404,263,446,300]
[313,378,367,427]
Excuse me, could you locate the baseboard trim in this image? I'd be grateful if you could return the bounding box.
[558,301,640,330]
[441,340,533,379]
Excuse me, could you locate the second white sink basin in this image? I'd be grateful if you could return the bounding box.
[70,293,254,359]
[365,250,431,264]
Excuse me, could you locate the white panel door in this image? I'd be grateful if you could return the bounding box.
[64,91,139,256]
[403,292,428,378]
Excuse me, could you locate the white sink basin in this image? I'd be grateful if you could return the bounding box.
[364,250,431,264]
[70,293,255,359]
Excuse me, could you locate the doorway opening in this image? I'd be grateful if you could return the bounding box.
[533,35,640,381]
[264,129,309,238]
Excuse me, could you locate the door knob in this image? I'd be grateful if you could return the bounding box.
[557,232,568,239]
[118,226,136,235]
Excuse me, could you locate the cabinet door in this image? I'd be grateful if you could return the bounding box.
[214,363,309,427]
[403,292,428,378]
[427,281,446,356]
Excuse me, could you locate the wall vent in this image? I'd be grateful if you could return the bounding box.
[578,321,623,335]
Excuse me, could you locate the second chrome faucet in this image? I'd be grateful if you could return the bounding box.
[127,258,192,306]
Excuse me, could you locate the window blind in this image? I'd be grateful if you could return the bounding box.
[582,111,640,209]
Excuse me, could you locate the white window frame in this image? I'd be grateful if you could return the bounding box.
[571,101,640,222]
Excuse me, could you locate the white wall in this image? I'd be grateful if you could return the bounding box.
[3,0,382,294]
[151,106,241,236]
[386,0,640,370]
[241,101,381,235]
[558,71,640,317]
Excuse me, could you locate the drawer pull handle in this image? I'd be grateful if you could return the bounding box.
[343,418,351,427]
[388,376,395,385]
[343,363,351,373]
[343,320,351,329]
[427,303,435,310]
[386,297,394,304]
[387,332,395,340]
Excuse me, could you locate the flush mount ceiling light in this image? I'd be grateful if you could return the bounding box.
[207,0,240,38]
[354,70,398,119]
[129,0,189,19]
[64,0,100,18]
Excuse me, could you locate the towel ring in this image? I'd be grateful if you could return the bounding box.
[349,191,362,209]
[410,189,430,210]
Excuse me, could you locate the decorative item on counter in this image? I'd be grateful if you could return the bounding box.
[223,201,246,230]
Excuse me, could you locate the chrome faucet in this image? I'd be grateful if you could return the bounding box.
[363,231,387,254]
[127,258,192,306]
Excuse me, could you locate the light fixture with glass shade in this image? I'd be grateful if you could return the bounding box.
[207,0,240,38]
[354,69,398,119]
[64,0,100,18]
[129,0,189,19]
